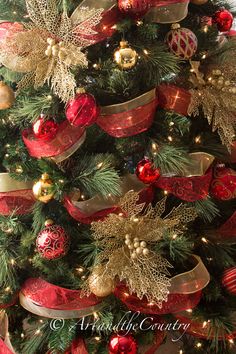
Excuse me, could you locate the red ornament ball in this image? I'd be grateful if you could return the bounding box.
[210,166,236,200]
[118,0,151,19]
[32,116,59,141]
[36,223,70,260]
[213,9,233,32]
[222,267,236,295]
[108,333,137,354]
[136,158,161,184]
[165,24,198,59]
[66,93,99,127]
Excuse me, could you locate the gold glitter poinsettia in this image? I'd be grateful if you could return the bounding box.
[188,61,236,151]
[89,191,197,307]
[0,0,104,102]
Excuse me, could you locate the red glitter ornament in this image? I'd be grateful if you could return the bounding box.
[222,267,236,295]
[36,222,70,260]
[136,158,161,184]
[165,24,198,59]
[213,9,233,32]
[210,166,236,200]
[65,92,99,127]
[108,333,137,354]
[118,0,151,19]
[32,116,59,141]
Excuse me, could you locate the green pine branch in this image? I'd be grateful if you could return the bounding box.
[152,145,190,175]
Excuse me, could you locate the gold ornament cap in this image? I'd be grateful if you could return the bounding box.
[44,219,54,227]
[171,23,181,30]
[119,40,129,49]
[76,87,86,94]
[41,173,50,181]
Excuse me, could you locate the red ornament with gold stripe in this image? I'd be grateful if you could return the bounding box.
[222,267,236,295]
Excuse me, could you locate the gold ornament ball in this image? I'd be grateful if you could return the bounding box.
[191,0,208,4]
[0,81,15,110]
[88,266,115,297]
[114,41,138,70]
[33,173,55,203]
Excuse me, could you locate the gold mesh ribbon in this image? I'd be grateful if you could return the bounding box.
[0,173,33,192]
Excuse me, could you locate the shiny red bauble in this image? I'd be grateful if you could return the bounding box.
[118,0,151,19]
[222,267,236,295]
[136,158,161,184]
[36,224,70,260]
[32,116,59,141]
[65,93,99,127]
[212,9,233,32]
[108,333,137,354]
[210,166,236,200]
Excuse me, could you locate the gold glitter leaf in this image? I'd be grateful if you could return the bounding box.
[87,191,197,307]
[0,0,104,102]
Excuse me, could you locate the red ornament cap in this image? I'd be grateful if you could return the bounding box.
[108,333,137,354]
[32,116,59,141]
[136,158,161,184]
[36,224,70,260]
[65,93,99,127]
[212,9,233,32]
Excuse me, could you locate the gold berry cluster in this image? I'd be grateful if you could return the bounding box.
[125,234,150,259]
[45,38,72,65]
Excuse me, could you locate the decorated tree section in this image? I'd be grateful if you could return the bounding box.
[0,0,235,354]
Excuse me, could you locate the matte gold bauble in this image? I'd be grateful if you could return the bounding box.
[88,265,115,297]
[191,0,208,4]
[114,41,138,70]
[0,81,15,110]
[33,173,55,203]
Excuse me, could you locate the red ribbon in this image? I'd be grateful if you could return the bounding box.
[155,169,212,202]
[217,212,236,239]
[64,186,154,224]
[114,284,202,315]
[65,338,88,354]
[0,22,23,42]
[0,190,35,216]
[175,313,236,340]
[78,7,121,44]
[64,196,118,224]
[21,278,102,311]
[157,84,191,116]
[97,98,158,138]
[210,166,236,200]
[22,121,85,159]
[144,329,166,354]
[0,339,14,354]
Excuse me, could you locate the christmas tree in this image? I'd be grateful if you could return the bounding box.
[0,0,235,353]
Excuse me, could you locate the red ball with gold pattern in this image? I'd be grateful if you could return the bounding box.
[36,222,70,260]
[210,166,236,200]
